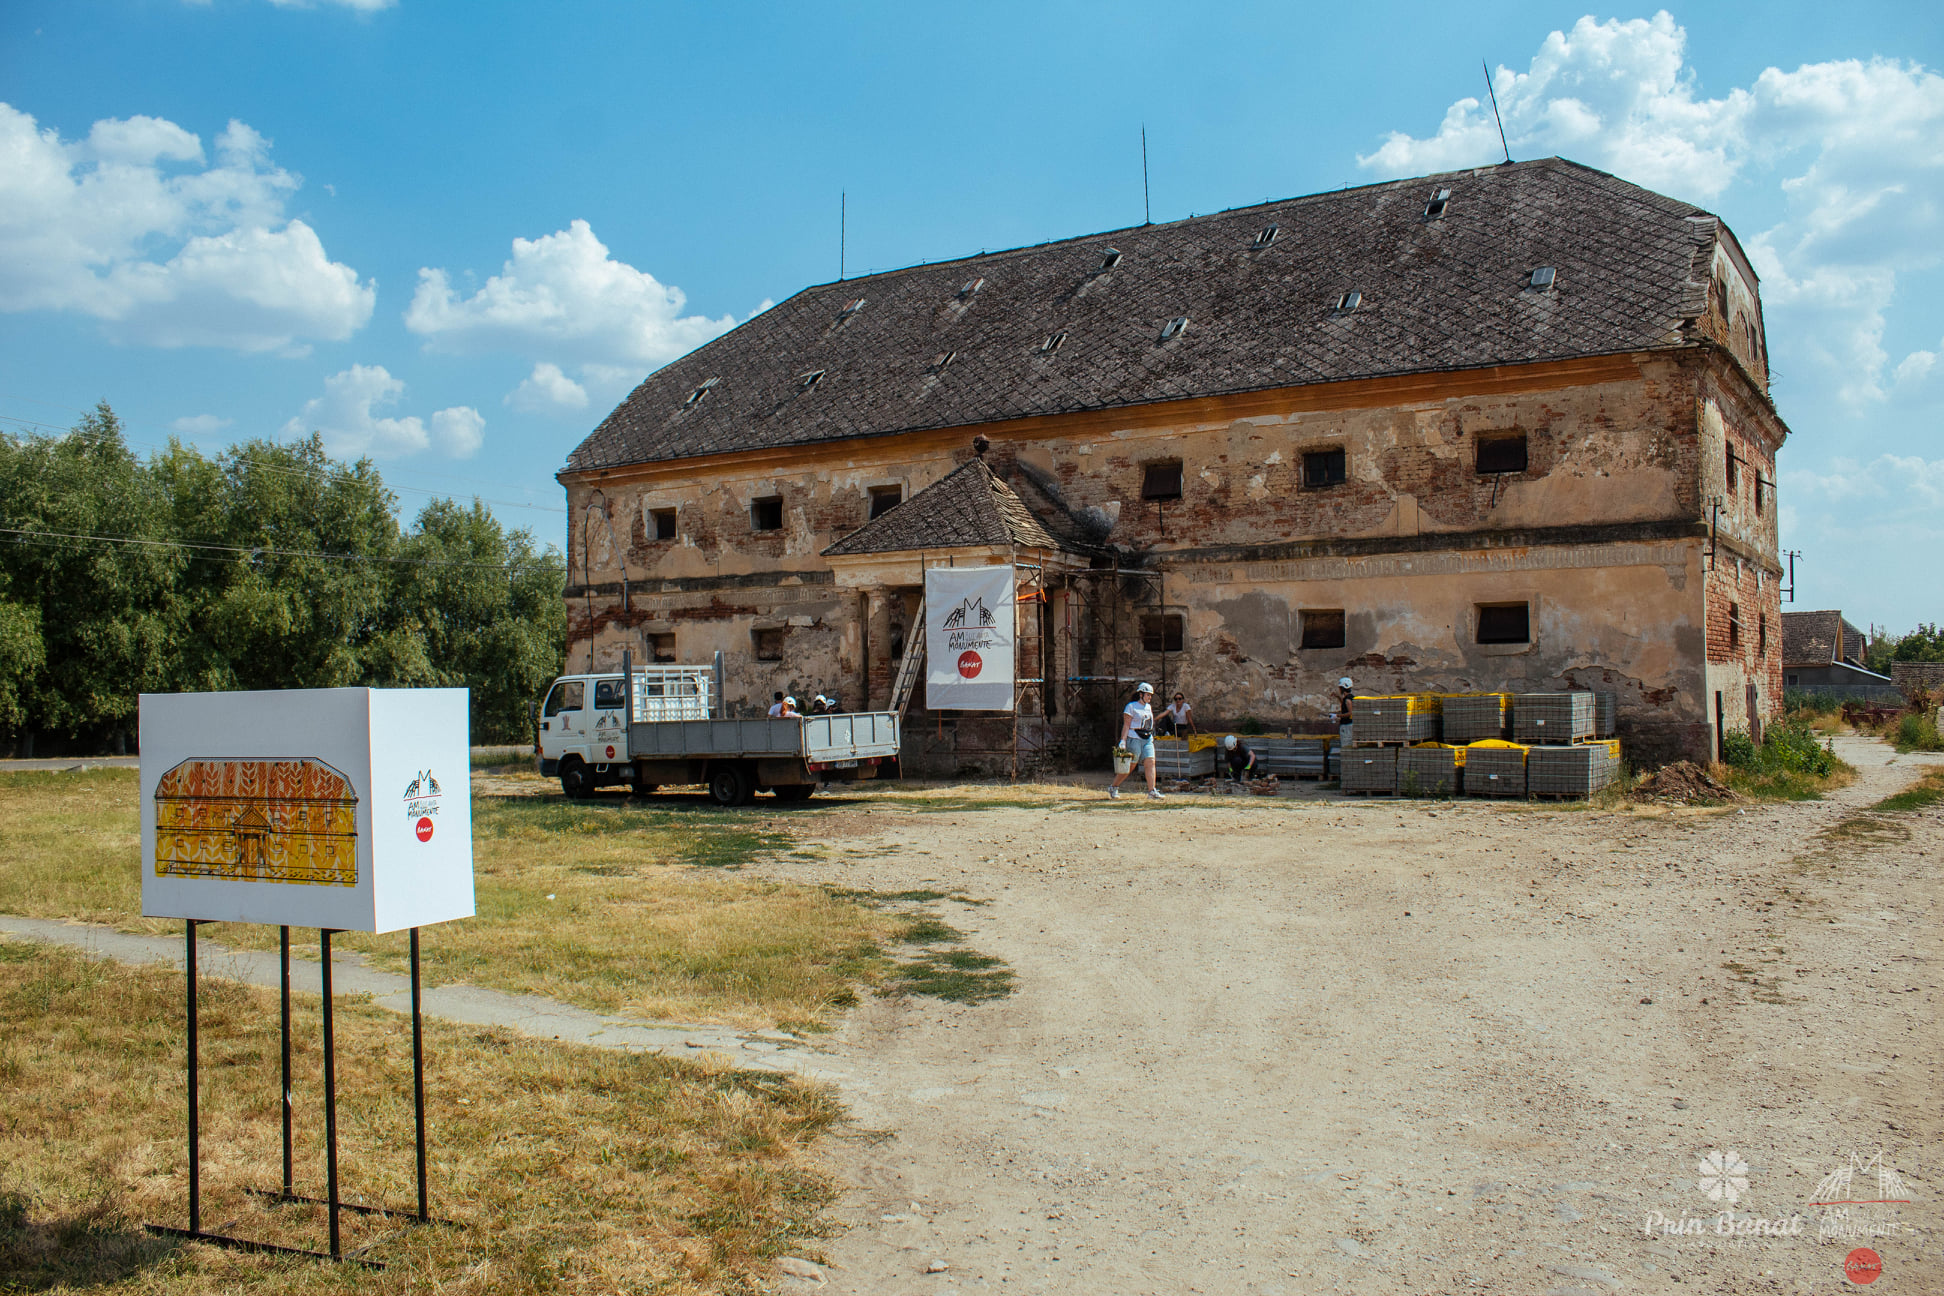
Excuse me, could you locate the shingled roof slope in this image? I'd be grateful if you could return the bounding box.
[1782,610,1865,666]
[823,457,1087,556]
[569,157,1724,474]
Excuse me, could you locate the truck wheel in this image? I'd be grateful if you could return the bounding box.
[560,759,593,800]
[773,784,815,802]
[708,765,752,807]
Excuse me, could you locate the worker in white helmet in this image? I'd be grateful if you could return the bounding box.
[780,695,800,718]
[1336,677,1356,747]
[1221,733,1261,781]
[1108,682,1165,800]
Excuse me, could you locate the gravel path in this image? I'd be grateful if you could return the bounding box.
[762,737,1941,1295]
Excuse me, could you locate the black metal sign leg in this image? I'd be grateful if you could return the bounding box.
[320,928,341,1260]
[280,925,292,1200]
[186,919,200,1236]
[410,926,428,1223]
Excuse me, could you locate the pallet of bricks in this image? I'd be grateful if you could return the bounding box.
[1458,690,1621,800]
[1152,736,1214,780]
[1249,735,1336,780]
[1341,694,1440,795]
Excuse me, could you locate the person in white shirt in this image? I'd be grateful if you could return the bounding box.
[780,695,800,718]
[1109,682,1165,800]
[767,691,786,717]
[1158,691,1195,736]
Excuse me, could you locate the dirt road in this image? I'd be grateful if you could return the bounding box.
[763,737,1940,1294]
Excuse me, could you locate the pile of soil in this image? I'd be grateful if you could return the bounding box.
[1631,759,1739,804]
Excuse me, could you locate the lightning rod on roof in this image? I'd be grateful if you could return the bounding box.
[1483,60,1512,164]
[1142,125,1151,225]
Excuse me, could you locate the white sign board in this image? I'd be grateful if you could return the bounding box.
[140,688,476,934]
[925,565,1016,711]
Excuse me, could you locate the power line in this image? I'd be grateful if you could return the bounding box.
[0,525,558,573]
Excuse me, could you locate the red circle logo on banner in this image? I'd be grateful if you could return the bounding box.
[1845,1248,1883,1285]
[415,817,434,843]
[957,650,983,679]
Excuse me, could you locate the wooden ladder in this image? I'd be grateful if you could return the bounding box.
[890,598,925,715]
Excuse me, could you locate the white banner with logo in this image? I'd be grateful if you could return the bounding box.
[925,565,1016,711]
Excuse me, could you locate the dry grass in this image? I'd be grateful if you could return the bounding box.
[0,770,904,1031]
[0,939,843,1293]
[1873,765,1944,813]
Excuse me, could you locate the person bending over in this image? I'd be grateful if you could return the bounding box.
[1222,734,1261,781]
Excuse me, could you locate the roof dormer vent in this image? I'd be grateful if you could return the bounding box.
[838,297,866,321]
[1529,266,1557,291]
[1041,330,1068,354]
[957,277,985,299]
[930,350,959,374]
[1334,291,1362,312]
[1159,316,1189,342]
[1424,188,1452,218]
[1099,247,1122,271]
[1253,224,1280,248]
[682,377,720,407]
[797,369,825,392]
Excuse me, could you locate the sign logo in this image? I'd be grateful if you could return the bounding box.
[1698,1149,1750,1204]
[958,650,983,679]
[1813,1151,1914,1244]
[404,769,442,839]
[1844,1247,1883,1284]
[942,595,996,629]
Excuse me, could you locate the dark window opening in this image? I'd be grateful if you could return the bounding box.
[650,508,677,541]
[1142,460,1184,501]
[753,627,785,661]
[797,369,825,392]
[682,377,719,407]
[1335,290,1361,312]
[1099,248,1121,271]
[1254,224,1279,247]
[1476,434,1528,475]
[649,632,677,664]
[1141,613,1184,654]
[1041,330,1067,354]
[1425,187,1452,218]
[1725,444,1740,491]
[542,680,583,716]
[593,679,626,710]
[1303,448,1347,488]
[1729,602,1741,649]
[751,495,784,532]
[1476,603,1531,645]
[868,485,902,519]
[1757,613,1767,657]
[1300,608,1347,650]
[1754,474,1765,515]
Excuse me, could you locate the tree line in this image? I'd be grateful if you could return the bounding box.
[0,402,565,753]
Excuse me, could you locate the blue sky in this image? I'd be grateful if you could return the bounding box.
[1,2,1939,628]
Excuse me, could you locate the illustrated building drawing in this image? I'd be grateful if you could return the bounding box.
[154,758,360,886]
[558,158,1788,771]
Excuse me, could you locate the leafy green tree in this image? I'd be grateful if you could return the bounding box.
[0,402,181,745]
[1866,622,1944,673]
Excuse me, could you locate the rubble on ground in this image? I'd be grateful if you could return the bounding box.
[1630,760,1739,805]
[1163,776,1283,796]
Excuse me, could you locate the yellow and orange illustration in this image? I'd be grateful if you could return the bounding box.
[154,759,360,887]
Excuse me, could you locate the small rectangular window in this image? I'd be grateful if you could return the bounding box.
[542,680,584,716]
[1300,609,1346,650]
[650,508,676,541]
[753,627,785,661]
[1476,434,1528,475]
[1476,603,1530,645]
[1303,448,1347,488]
[868,485,902,519]
[751,496,783,532]
[1529,266,1556,290]
[1757,613,1767,657]
[594,679,626,710]
[1141,613,1184,654]
[1141,460,1183,501]
[1725,444,1739,491]
[1729,602,1741,649]
[1754,474,1765,515]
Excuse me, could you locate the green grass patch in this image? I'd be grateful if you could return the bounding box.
[891,947,1016,1003]
[1893,713,1944,753]
[1722,766,1852,802]
[1872,767,1944,813]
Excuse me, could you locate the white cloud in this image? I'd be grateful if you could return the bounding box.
[282,364,484,460]
[0,103,373,353]
[505,361,589,412]
[170,414,232,436]
[405,219,738,373]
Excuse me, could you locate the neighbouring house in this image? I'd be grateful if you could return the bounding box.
[1781,610,1894,689]
[558,157,1788,772]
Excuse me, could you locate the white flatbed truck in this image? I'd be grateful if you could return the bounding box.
[535,654,900,805]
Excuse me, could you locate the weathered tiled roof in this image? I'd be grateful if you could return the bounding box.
[1782,610,1865,666]
[823,456,1088,556]
[567,157,1723,474]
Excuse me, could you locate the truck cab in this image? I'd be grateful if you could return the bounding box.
[536,666,712,797]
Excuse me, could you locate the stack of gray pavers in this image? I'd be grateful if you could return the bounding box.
[1351,696,1439,744]
[1341,746,1398,794]
[1152,741,1214,779]
[1512,692,1596,744]
[1527,743,1620,797]
[1396,745,1461,796]
[1250,737,1332,778]
[1465,745,1528,797]
[1594,691,1617,738]
[1442,694,1509,743]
